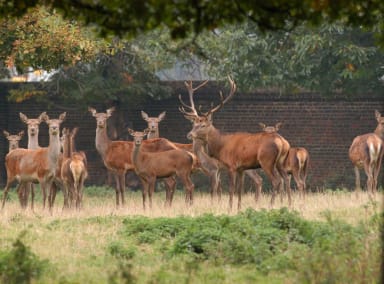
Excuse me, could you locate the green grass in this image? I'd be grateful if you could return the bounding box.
[0,187,382,283]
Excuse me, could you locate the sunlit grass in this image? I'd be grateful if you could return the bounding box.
[0,186,381,283]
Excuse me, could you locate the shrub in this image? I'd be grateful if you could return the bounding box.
[0,233,49,284]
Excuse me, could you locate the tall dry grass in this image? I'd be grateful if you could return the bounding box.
[0,189,381,224]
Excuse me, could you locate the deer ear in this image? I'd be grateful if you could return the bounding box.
[127,128,135,136]
[143,128,151,135]
[38,112,47,123]
[258,123,266,130]
[158,111,166,121]
[19,112,28,123]
[183,115,195,123]
[106,107,115,117]
[88,107,97,117]
[275,122,283,131]
[141,111,149,121]
[59,112,67,122]
[41,113,49,122]
[18,130,24,138]
[3,130,9,138]
[375,110,381,121]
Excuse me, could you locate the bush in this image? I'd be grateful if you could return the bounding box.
[0,233,49,284]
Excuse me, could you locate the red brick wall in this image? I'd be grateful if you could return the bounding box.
[0,82,383,191]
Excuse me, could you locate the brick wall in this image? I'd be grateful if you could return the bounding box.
[0,82,383,190]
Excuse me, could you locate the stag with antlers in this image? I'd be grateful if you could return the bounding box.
[179,77,291,210]
[128,128,196,209]
[349,110,384,196]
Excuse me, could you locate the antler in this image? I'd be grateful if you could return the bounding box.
[203,75,236,116]
[178,80,209,117]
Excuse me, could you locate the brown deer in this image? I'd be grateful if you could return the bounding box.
[2,112,66,210]
[141,111,166,139]
[179,76,291,210]
[18,112,47,209]
[3,130,24,152]
[88,107,180,207]
[128,128,196,209]
[182,80,264,201]
[61,127,88,210]
[349,110,384,196]
[140,108,222,200]
[258,122,309,198]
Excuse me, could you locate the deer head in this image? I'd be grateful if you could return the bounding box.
[3,130,24,151]
[128,128,150,146]
[258,122,283,133]
[42,112,66,137]
[179,76,236,140]
[141,111,166,134]
[88,107,115,129]
[375,110,384,138]
[19,112,46,137]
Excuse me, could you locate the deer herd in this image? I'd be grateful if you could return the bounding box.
[1,77,383,212]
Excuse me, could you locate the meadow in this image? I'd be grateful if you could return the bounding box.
[0,186,382,283]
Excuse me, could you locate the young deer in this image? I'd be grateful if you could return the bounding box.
[349,110,384,196]
[258,122,310,198]
[3,130,24,152]
[89,107,181,207]
[18,112,46,209]
[180,76,291,210]
[140,109,223,200]
[141,111,166,139]
[128,128,196,209]
[61,127,88,210]
[2,112,66,210]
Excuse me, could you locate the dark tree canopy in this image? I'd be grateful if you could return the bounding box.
[2,0,384,42]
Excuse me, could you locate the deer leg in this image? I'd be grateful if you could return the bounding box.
[180,173,194,206]
[372,154,382,195]
[277,165,291,206]
[113,173,120,207]
[245,170,263,203]
[164,177,176,207]
[1,179,16,209]
[17,183,26,209]
[30,183,35,211]
[354,166,361,192]
[363,162,374,197]
[237,171,245,210]
[62,182,69,210]
[148,176,156,209]
[228,170,237,210]
[262,165,281,208]
[120,173,126,206]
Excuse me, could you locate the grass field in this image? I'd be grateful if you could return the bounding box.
[0,186,382,283]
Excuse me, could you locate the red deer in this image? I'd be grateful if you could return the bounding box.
[3,130,24,152]
[140,109,223,200]
[258,122,309,198]
[61,127,88,210]
[1,112,66,210]
[179,76,291,210]
[19,112,48,209]
[349,110,384,196]
[128,128,196,209]
[88,107,181,207]
[141,111,166,139]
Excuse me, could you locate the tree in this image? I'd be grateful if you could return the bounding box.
[0,6,102,76]
[2,1,384,44]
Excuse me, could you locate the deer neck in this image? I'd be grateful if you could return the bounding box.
[28,134,39,149]
[48,131,61,169]
[132,142,143,171]
[374,124,384,140]
[95,126,111,159]
[62,136,71,158]
[205,127,224,159]
[147,130,159,139]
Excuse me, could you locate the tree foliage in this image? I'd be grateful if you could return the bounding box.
[0,6,102,75]
[2,0,384,44]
